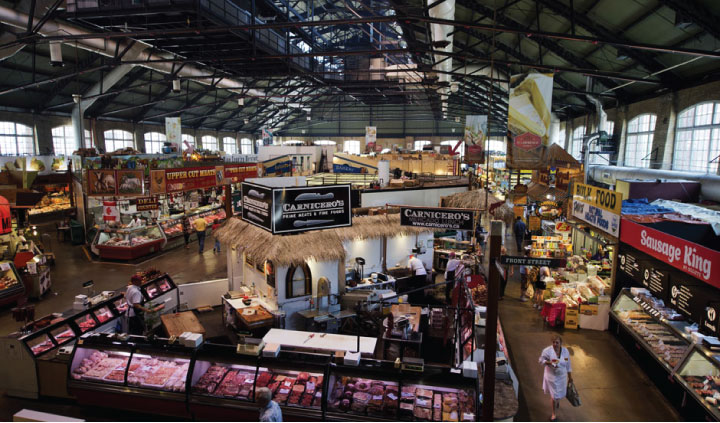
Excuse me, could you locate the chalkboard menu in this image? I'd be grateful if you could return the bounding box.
[668,278,712,323]
[641,263,670,303]
[618,251,642,281]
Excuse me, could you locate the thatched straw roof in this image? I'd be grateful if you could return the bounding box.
[545,144,581,169]
[441,190,515,227]
[215,214,433,266]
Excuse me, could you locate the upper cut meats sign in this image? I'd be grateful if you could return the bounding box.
[621,218,718,287]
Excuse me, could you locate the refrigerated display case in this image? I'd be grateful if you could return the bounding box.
[675,345,720,421]
[325,360,479,422]
[92,224,167,260]
[159,206,226,240]
[0,260,26,307]
[68,334,193,418]
[610,289,692,372]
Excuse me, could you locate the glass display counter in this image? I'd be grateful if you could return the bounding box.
[92,224,167,260]
[158,206,226,239]
[0,260,26,307]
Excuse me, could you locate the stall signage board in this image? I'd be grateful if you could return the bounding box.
[399,206,475,231]
[618,251,642,281]
[573,183,622,214]
[500,256,566,268]
[702,302,720,337]
[272,185,352,234]
[621,218,719,288]
[528,216,541,231]
[224,164,258,183]
[668,279,709,322]
[135,196,158,211]
[641,263,670,302]
[240,182,273,231]
[572,199,620,238]
[165,167,218,193]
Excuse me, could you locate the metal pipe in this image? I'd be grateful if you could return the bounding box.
[588,165,720,202]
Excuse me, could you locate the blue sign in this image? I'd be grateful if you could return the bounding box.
[333,163,362,173]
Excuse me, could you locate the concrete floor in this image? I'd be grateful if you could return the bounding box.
[0,222,683,421]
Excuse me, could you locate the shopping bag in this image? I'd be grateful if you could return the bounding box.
[525,284,534,298]
[566,381,581,407]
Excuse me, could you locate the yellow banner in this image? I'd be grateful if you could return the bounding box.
[573,182,622,215]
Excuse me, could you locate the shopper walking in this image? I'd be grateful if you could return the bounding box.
[499,246,510,300]
[533,266,551,309]
[539,334,573,421]
[256,387,283,422]
[519,249,531,302]
[513,216,526,252]
[212,222,222,254]
[193,216,208,254]
[182,215,191,249]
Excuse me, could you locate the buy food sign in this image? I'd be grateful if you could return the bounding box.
[573,183,621,215]
[572,182,622,237]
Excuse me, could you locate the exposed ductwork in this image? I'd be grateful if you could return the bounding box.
[0,5,267,99]
[588,165,720,202]
[427,0,455,114]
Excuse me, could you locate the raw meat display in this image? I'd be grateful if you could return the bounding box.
[328,377,400,417]
[94,307,114,323]
[52,328,76,343]
[127,356,189,392]
[30,337,55,355]
[71,351,128,382]
[193,365,229,394]
[0,274,18,291]
[76,315,97,332]
[158,279,172,293]
[615,309,689,368]
[114,299,129,313]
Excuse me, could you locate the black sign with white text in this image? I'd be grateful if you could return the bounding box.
[400,206,475,230]
[500,256,566,268]
[618,251,642,281]
[272,185,352,234]
[241,182,273,231]
[641,262,670,302]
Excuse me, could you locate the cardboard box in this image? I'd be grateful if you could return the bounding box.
[564,308,579,329]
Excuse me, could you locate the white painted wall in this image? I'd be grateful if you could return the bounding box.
[343,238,384,275]
[258,145,334,170]
[361,185,467,208]
[246,176,306,187]
[387,232,434,270]
[276,259,341,330]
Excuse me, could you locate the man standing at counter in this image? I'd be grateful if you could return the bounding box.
[256,387,283,422]
[126,275,164,335]
[408,252,428,304]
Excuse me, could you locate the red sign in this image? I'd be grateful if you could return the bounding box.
[103,201,119,222]
[466,144,483,163]
[621,218,719,287]
[0,196,11,234]
[224,164,258,183]
[165,167,218,193]
[514,133,542,151]
[555,222,571,232]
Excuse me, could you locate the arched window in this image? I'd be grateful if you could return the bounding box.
[624,114,656,168]
[201,135,217,151]
[314,140,336,146]
[223,137,237,154]
[52,126,91,155]
[286,262,312,298]
[181,134,195,151]
[0,122,34,155]
[571,126,585,160]
[144,132,166,154]
[441,140,464,158]
[673,102,720,173]
[240,138,253,155]
[103,129,134,152]
[414,140,431,151]
[343,140,361,155]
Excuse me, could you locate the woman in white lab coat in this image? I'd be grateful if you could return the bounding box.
[539,334,573,421]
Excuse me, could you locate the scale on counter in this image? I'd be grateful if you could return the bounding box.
[401,357,424,373]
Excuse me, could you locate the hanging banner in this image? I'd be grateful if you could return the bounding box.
[506,72,554,169]
[0,196,11,234]
[88,170,117,196]
[102,200,119,222]
[464,115,487,146]
[261,128,273,146]
[150,169,166,195]
[241,182,273,231]
[620,218,719,287]
[136,196,159,211]
[224,163,258,183]
[116,169,144,196]
[272,185,352,234]
[165,167,217,193]
[165,117,181,151]
[365,126,376,147]
[399,206,475,230]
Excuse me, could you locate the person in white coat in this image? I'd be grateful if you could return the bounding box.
[539,334,573,421]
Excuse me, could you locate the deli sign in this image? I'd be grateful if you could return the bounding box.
[621,218,718,288]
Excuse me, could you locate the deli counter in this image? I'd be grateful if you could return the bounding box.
[159,205,226,240]
[610,288,720,421]
[91,224,167,260]
[65,333,481,421]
